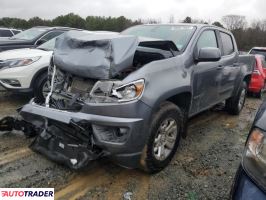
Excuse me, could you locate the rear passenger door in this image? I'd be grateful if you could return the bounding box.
[217,31,240,100]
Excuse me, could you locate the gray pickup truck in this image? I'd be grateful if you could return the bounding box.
[0,24,255,173]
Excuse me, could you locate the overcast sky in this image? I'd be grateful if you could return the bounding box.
[0,0,265,23]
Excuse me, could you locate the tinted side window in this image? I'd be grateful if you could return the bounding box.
[41,31,64,41]
[0,30,13,37]
[220,32,234,55]
[197,30,218,50]
[262,59,266,69]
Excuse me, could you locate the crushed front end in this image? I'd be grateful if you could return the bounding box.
[17,65,151,169]
[0,31,176,169]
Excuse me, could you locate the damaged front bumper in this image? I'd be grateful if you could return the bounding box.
[10,99,151,169]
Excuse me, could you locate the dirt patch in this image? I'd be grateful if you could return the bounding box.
[0,90,264,200]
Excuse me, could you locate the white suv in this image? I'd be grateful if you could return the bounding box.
[0,38,55,100]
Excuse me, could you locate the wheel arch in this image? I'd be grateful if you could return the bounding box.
[243,74,252,86]
[152,86,192,113]
[30,67,48,89]
[150,88,192,138]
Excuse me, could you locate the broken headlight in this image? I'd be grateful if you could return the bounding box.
[90,79,145,103]
[112,79,145,102]
[242,128,266,192]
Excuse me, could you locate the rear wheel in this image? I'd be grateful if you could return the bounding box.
[225,81,247,115]
[140,102,184,173]
[33,73,50,102]
[255,90,262,99]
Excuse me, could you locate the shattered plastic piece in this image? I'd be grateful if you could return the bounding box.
[0,117,15,131]
[123,192,133,200]
[70,159,78,165]
[0,116,37,137]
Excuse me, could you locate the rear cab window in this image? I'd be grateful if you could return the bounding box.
[220,32,234,56]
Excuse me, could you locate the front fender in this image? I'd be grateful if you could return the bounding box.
[123,55,192,109]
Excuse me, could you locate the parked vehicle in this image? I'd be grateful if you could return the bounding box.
[249,47,266,61]
[0,31,117,101]
[0,37,56,100]
[231,100,266,199]
[0,24,255,173]
[0,28,21,38]
[248,55,266,98]
[0,26,77,52]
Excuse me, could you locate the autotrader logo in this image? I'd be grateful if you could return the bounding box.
[0,188,54,200]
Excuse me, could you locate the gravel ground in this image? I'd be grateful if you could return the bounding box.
[0,90,264,200]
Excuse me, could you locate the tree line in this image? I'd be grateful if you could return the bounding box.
[0,13,142,32]
[1,13,265,50]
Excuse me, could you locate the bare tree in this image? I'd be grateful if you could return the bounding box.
[222,15,247,30]
[168,15,175,23]
[251,19,266,31]
[182,16,192,23]
[142,18,161,24]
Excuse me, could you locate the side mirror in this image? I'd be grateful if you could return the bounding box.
[197,47,221,62]
[36,39,47,46]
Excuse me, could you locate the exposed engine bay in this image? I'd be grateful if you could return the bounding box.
[44,31,178,109]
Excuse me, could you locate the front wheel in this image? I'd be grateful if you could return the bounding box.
[140,102,184,173]
[225,81,247,115]
[33,73,50,102]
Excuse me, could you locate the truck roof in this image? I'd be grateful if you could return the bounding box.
[142,23,229,32]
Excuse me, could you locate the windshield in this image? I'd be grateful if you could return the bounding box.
[250,49,266,61]
[10,28,48,40]
[122,25,196,50]
[37,37,57,51]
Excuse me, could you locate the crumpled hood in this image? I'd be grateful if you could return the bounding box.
[53,31,139,79]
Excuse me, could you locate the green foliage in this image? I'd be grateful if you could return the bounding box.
[1,13,266,50]
[52,13,86,29]
[28,17,51,27]
[86,16,141,32]
[0,13,141,32]
[0,17,29,29]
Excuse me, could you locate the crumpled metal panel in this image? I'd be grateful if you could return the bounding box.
[53,31,139,79]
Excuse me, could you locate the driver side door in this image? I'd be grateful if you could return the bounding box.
[190,29,222,115]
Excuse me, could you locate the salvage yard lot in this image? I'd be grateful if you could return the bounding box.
[0,90,264,200]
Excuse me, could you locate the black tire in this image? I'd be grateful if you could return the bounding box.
[140,102,184,173]
[246,91,252,97]
[225,81,247,115]
[33,72,49,102]
[255,90,262,99]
